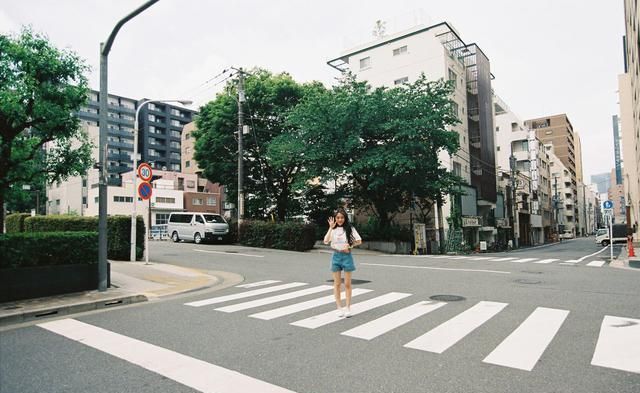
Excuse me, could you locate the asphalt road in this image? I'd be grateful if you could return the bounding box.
[1,237,639,393]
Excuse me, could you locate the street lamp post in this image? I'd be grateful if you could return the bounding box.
[98,0,159,291]
[130,99,192,262]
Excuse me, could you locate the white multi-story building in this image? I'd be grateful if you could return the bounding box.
[545,144,575,236]
[494,95,552,245]
[328,21,498,248]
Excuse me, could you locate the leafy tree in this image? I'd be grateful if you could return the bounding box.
[287,73,464,229]
[0,28,93,231]
[194,69,325,221]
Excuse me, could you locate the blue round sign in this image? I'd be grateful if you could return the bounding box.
[138,181,152,200]
[603,200,613,209]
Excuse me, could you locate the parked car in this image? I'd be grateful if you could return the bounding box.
[167,212,229,244]
[560,231,575,239]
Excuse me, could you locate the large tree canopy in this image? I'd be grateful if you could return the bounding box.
[287,74,464,228]
[193,69,325,221]
[0,28,93,231]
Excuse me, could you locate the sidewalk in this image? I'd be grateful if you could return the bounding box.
[0,262,242,328]
[611,241,640,270]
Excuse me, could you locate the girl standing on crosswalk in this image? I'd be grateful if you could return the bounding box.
[323,208,362,318]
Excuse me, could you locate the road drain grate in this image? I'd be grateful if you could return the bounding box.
[429,295,466,302]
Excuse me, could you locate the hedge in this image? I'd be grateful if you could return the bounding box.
[0,232,98,269]
[22,215,145,260]
[5,213,31,233]
[239,221,317,251]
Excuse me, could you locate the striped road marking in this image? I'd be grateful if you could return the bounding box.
[38,319,298,393]
[586,260,606,267]
[250,289,373,320]
[341,301,446,340]
[404,301,508,354]
[236,280,281,288]
[490,257,517,261]
[291,292,412,329]
[184,282,307,307]
[215,285,334,313]
[468,257,494,261]
[483,307,569,371]
[591,316,640,374]
[511,258,538,263]
[533,259,559,264]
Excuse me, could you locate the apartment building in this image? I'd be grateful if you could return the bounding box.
[621,0,640,237]
[494,96,552,245]
[526,114,582,235]
[545,144,575,236]
[327,21,498,247]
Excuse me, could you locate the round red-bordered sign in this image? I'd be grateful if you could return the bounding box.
[138,181,153,200]
[137,163,153,182]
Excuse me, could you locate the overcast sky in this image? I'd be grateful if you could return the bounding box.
[1,0,625,182]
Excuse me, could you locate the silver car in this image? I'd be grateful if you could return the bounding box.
[167,212,229,244]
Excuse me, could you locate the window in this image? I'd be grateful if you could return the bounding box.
[451,102,459,119]
[192,197,204,205]
[171,130,181,138]
[56,199,60,205]
[448,68,457,87]
[170,152,180,160]
[359,57,371,69]
[82,179,87,187]
[394,77,409,85]
[203,214,225,223]
[156,197,176,204]
[148,114,156,122]
[453,162,462,176]
[82,197,87,205]
[156,213,169,225]
[186,147,191,154]
[170,141,180,149]
[497,146,501,151]
[496,126,500,132]
[169,213,193,223]
[186,160,191,168]
[393,45,407,56]
[113,196,133,203]
[171,120,181,127]
[207,196,217,206]
[185,133,190,140]
[94,197,99,203]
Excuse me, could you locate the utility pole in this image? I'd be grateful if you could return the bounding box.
[509,154,519,248]
[237,68,246,237]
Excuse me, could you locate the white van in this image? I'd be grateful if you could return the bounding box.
[167,212,229,244]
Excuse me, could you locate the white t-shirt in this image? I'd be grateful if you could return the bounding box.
[328,226,361,251]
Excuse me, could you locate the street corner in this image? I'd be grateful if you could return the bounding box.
[109,261,242,299]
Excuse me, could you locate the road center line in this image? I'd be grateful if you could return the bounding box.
[194,249,265,258]
[39,319,298,393]
[360,263,510,275]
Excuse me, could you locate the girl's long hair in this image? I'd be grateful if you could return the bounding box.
[335,208,354,246]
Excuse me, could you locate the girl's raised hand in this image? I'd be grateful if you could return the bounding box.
[328,216,336,229]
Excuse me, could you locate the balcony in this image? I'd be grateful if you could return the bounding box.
[107,141,134,150]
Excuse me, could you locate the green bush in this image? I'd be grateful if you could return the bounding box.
[357,217,412,242]
[239,221,317,251]
[22,215,145,260]
[5,213,31,233]
[0,232,98,269]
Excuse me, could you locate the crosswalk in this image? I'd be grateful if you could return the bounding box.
[397,254,609,267]
[182,279,639,374]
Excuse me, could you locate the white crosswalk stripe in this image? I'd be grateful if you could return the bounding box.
[215,285,333,313]
[404,301,508,353]
[490,257,518,261]
[533,259,559,264]
[291,292,412,329]
[483,307,569,371]
[468,257,493,261]
[236,280,281,288]
[341,301,446,340]
[184,282,307,307]
[250,289,373,320]
[511,258,538,263]
[591,315,640,374]
[586,260,606,267]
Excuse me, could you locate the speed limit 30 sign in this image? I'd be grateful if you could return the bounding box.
[137,163,153,182]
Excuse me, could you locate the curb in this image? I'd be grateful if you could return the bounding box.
[0,293,147,328]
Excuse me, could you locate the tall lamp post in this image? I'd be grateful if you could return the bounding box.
[99,0,159,291]
[130,99,192,262]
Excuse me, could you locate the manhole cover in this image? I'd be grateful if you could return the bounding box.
[326,279,372,285]
[429,295,466,302]
[515,279,541,285]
